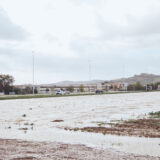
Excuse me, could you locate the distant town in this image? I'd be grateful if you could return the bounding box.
[1,73,160,96]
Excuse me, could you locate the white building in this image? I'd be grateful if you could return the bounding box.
[0,92,4,96]
[37,86,54,95]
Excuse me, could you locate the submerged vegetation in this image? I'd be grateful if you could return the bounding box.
[66,112,160,138]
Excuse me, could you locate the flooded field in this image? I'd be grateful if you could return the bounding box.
[0,92,160,157]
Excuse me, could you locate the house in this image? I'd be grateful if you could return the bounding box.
[101,81,128,91]
[37,86,55,94]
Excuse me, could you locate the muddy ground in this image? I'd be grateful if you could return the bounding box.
[65,118,160,138]
[0,139,160,160]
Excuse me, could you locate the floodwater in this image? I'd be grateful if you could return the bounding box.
[0,92,160,156]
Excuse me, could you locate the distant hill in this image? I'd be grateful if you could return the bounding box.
[17,73,160,87]
[50,73,160,86]
[110,73,160,85]
[45,80,103,87]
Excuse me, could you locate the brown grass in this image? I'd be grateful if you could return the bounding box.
[67,118,160,138]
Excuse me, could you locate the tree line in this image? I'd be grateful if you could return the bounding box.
[0,74,37,95]
[1,74,160,95]
[127,81,160,91]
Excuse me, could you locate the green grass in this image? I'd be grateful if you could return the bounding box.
[0,91,147,101]
[149,111,160,118]
[0,93,95,100]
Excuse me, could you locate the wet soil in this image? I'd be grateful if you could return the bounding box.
[66,118,160,138]
[51,120,64,123]
[0,139,159,160]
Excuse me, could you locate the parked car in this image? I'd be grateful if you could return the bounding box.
[95,90,103,94]
[56,90,69,95]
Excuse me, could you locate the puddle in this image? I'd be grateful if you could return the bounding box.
[0,127,160,157]
[0,92,160,157]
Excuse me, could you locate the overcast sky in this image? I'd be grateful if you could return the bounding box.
[0,0,160,84]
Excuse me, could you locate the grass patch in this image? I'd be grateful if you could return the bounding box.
[149,111,160,118]
[67,112,160,138]
[0,91,147,101]
[68,118,160,138]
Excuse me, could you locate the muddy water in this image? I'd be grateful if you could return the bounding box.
[0,92,160,156]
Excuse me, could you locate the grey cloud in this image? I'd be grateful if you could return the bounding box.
[0,45,19,56]
[0,45,90,83]
[33,50,160,82]
[70,21,160,80]
[71,36,160,79]
[0,8,28,41]
[1,1,160,84]
[96,11,160,48]
[0,42,39,74]
[70,0,105,5]
[123,13,160,37]
[43,33,58,42]
[1,42,160,84]
[69,10,160,53]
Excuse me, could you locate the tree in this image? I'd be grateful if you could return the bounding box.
[0,74,14,94]
[135,81,145,90]
[154,82,160,90]
[0,83,3,92]
[127,84,136,91]
[105,86,108,92]
[34,88,38,94]
[25,86,32,94]
[110,84,113,90]
[113,85,118,91]
[67,85,74,93]
[79,85,84,92]
[13,87,22,95]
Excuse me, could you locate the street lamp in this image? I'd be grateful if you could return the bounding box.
[32,51,35,95]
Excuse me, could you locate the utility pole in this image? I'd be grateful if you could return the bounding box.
[88,58,92,81]
[123,57,127,91]
[32,51,35,95]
